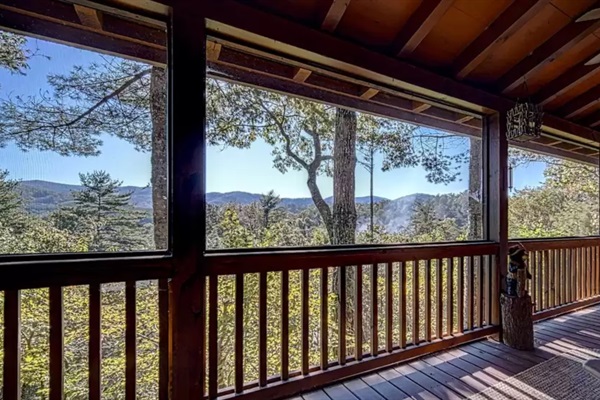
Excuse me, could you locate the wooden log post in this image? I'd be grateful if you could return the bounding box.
[500,293,534,350]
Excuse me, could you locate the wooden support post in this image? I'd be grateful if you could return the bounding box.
[486,113,508,331]
[500,294,534,350]
[169,3,208,399]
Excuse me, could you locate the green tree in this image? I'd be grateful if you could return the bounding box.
[260,190,281,229]
[56,171,149,251]
[0,31,30,73]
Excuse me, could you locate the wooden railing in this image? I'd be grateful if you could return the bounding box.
[202,242,500,399]
[514,238,600,319]
[0,256,172,400]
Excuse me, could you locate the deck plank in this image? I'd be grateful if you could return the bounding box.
[378,367,439,400]
[395,364,463,400]
[284,303,600,400]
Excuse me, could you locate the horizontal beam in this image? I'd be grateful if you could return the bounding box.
[0,254,173,290]
[204,241,498,274]
[511,139,599,166]
[0,5,166,65]
[209,62,480,140]
[204,0,600,146]
[453,0,548,79]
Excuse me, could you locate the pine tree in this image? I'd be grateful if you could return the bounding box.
[60,170,149,251]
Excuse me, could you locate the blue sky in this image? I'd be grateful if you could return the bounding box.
[0,37,546,199]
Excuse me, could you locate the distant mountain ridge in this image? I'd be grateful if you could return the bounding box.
[16,180,467,232]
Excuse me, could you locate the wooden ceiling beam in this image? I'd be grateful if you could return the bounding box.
[578,109,600,128]
[321,0,350,32]
[73,4,103,30]
[453,0,548,80]
[534,63,600,106]
[206,41,222,61]
[557,83,600,119]
[390,0,454,57]
[497,2,600,93]
[205,0,600,144]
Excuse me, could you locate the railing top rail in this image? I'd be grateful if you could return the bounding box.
[204,241,499,274]
[510,237,600,251]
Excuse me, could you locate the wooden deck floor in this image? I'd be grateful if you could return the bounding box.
[291,303,600,400]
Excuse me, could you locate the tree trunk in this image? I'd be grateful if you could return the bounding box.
[150,67,168,249]
[500,293,534,350]
[332,108,357,245]
[331,108,357,357]
[468,138,482,240]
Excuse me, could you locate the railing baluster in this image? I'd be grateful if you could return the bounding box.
[549,250,555,308]
[588,247,593,298]
[570,248,575,303]
[371,264,378,356]
[596,246,600,296]
[385,263,393,353]
[235,274,244,393]
[467,256,474,330]
[554,250,560,306]
[3,290,20,400]
[564,250,569,304]
[320,267,328,370]
[355,265,363,361]
[435,259,442,339]
[412,260,419,345]
[89,284,101,400]
[447,258,454,334]
[560,249,568,305]
[200,276,207,397]
[593,247,597,296]
[531,251,536,309]
[259,272,267,386]
[399,262,406,349]
[301,269,309,375]
[158,279,169,400]
[477,256,484,327]
[543,250,552,309]
[50,286,64,400]
[535,251,544,312]
[424,260,432,342]
[208,274,218,398]
[126,281,136,400]
[338,266,347,365]
[457,257,464,333]
[281,270,289,380]
[557,249,563,306]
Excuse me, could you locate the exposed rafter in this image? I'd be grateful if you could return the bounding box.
[360,88,379,99]
[534,63,600,105]
[206,41,222,61]
[453,0,548,79]
[578,109,600,128]
[321,0,350,32]
[557,83,600,119]
[292,67,312,82]
[497,2,600,93]
[412,102,431,113]
[390,0,454,57]
[455,115,474,124]
[74,4,103,30]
